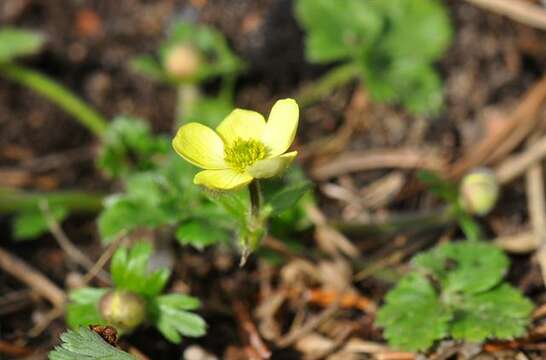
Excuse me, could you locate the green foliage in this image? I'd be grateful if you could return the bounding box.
[295,0,452,115]
[176,220,229,250]
[97,116,169,179]
[131,21,243,85]
[13,205,67,240]
[376,241,533,352]
[67,288,107,328]
[0,27,45,62]
[48,327,135,360]
[150,294,207,343]
[66,243,206,344]
[110,242,170,297]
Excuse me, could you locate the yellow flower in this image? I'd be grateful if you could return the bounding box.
[172,98,299,190]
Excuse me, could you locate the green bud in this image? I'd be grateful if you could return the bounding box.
[459,168,499,216]
[163,45,201,80]
[99,290,146,333]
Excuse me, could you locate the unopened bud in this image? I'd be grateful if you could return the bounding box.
[99,290,146,333]
[459,168,499,216]
[164,45,201,80]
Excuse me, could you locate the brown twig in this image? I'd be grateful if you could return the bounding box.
[40,201,110,285]
[305,288,377,313]
[310,148,445,181]
[0,340,33,358]
[464,0,546,31]
[0,247,66,308]
[81,234,126,286]
[525,136,546,286]
[233,300,272,359]
[496,134,546,184]
[449,75,546,179]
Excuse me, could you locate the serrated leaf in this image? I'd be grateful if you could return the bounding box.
[150,294,206,344]
[110,242,170,297]
[175,220,229,250]
[66,288,108,328]
[376,273,451,351]
[0,27,45,62]
[450,284,533,342]
[413,241,509,294]
[13,205,67,240]
[266,181,312,215]
[97,116,169,179]
[48,327,135,360]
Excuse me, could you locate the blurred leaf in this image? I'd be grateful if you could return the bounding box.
[184,96,233,128]
[97,116,169,179]
[417,170,458,203]
[13,205,67,241]
[110,242,170,297]
[150,294,206,344]
[376,273,451,351]
[413,241,509,294]
[0,27,45,62]
[266,181,312,215]
[48,327,135,360]
[66,288,108,328]
[296,0,452,115]
[175,220,229,250]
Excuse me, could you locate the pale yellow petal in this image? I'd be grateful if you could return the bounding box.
[194,169,253,190]
[261,98,299,157]
[247,151,297,179]
[172,123,227,169]
[216,109,266,145]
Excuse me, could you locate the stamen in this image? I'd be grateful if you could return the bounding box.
[224,138,267,172]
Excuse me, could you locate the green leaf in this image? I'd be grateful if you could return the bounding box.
[97,116,169,179]
[13,205,67,240]
[413,241,509,294]
[295,0,383,63]
[183,96,233,128]
[376,273,451,351]
[175,220,229,250]
[0,27,45,62]
[110,242,170,297]
[265,181,312,215]
[450,284,533,342]
[150,294,206,344]
[66,288,108,328]
[48,327,135,360]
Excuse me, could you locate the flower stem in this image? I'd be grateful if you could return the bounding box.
[249,180,262,222]
[294,62,361,108]
[0,62,108,137]
[0,186,104,213]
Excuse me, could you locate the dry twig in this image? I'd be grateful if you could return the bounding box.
[0,246,66,308]
[465,0,546,31]
[81,234,126,286]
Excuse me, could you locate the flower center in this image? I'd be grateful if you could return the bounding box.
[224,138,267,172]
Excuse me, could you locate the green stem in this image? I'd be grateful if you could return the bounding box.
[295,62,361,108]
[0,62,108,136]
[249,180,262,222]
[0,187,104,213]
[173,83,200,130]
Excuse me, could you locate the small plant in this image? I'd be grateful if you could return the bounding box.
[418,169,500,241]
[48,327,135,360]
[295,0,452,114]
[376,241,533,352]
[67,242,206,343]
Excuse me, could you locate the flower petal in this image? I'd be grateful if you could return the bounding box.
[194,169,253,190]
[216,109,266,145]
[247,151,297,179]
[261,98,299,158]
[172,123,227,169]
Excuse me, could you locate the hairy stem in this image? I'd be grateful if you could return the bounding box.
[295,63,361,108]
[249,180,262,222]
[0,62,108,136]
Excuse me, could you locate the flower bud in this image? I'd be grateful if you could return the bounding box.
[163,45,201,80]
[459,168,499,216]
[99,290,146,333]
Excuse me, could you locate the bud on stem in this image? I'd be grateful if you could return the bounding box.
[99,290,147,333]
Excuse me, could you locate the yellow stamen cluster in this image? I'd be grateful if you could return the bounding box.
[224,138,267,172]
